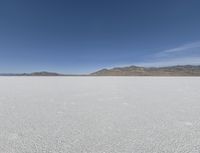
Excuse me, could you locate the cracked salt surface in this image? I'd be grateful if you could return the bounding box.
[0,77,200,153]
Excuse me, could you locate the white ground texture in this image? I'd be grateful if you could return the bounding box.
[0,77,200,153]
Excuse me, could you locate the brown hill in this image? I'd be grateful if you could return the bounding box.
[91,65,200,76]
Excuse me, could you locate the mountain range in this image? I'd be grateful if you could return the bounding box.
[91,65,200,76]
[0,71,63,76]
[1,65,200,76]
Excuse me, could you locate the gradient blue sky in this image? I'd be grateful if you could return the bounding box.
[0,0,200,74]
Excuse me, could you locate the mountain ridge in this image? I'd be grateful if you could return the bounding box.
[91,65,200,76]
[1,65,200,76]
[0,71,64,76]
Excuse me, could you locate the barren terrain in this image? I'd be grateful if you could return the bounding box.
[0,77,200,153]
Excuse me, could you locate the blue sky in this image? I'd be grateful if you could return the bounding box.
[0,0,200,74]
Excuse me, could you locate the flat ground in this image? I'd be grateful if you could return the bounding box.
[0,77,200,153]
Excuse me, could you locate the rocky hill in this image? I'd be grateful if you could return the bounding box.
[91,65,200,76]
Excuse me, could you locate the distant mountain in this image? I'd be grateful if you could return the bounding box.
[29,71,62,76]
[1,65,200,76]
[0,71,63,76]
[91,65,200,76]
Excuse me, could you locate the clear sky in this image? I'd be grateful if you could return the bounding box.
[0,0,200,74]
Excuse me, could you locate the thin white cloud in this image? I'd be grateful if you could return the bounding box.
[163,41,200,53]
[135,41,200,67]
[135,56,200,67]
[154,41,200,58]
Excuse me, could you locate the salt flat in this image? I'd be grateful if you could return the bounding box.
[0,77,200,153]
